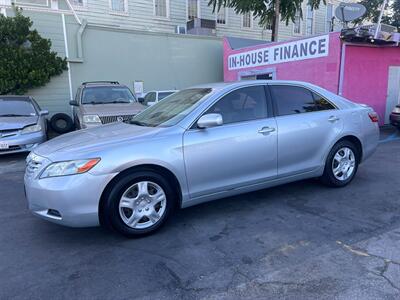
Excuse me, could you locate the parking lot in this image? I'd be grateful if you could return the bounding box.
[0,127,399,300]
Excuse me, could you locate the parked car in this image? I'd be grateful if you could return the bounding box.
[70,81,146,129]
[25,81,379,237]
[140,90,178,106]
[389,104,400,130]
[0,96,48,155]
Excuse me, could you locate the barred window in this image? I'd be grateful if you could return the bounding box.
[155,0,168,17]
[306,5,314,35]
[188,0,198,20]
[216,7,227,25]
[293,10,301,34]
[242,11,252,28]
[70,0,84,6]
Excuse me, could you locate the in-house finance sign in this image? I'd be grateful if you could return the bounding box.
[228,35,330,70]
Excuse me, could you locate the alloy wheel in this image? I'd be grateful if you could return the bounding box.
[119,181,167,229]
[332,147,356,181]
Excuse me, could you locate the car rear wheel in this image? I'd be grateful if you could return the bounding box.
[102,171,175,237]
[320,140,360,187]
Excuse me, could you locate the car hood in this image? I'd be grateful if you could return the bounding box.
[34,122,161,158]
[82,103,146,116]
[0,116,38,130]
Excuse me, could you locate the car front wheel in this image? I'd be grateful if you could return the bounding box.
[321,140,360,187]
[102,171,175,237]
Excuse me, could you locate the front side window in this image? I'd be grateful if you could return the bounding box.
[82,87,136,104]
[206,86,268,125]
[242,11,252,28]
[188,0,198,20]
[110,0,127,12]
[293,9,301,34]
[270,85,335,116]
[143,92,156,105]
[155,0,168,17]
[130,88,212,127]
[0,99,37,117]
[216,7,227,25]
[306,5,314,35]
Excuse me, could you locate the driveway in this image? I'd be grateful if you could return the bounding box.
[0,128,399,300]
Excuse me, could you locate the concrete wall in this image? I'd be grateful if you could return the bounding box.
[3,6,223,115]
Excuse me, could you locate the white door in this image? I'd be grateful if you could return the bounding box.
[385,66,400,124]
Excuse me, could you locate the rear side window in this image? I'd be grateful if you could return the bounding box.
[206,85,268,124]
[270,85,335,116]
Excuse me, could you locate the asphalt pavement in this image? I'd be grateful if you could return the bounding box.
[0,127,399,300]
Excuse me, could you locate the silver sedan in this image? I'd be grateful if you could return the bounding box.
[0,96,48,155]
[24,81,379,237]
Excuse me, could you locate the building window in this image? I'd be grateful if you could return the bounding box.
[293,9,301,34]
[13,0,48,6]
[110,0,127,13]
[306,5,314,35]
[188,0,199,20]
[242,11,252,28]
[326,3,334,32]
[155,0,168,18]
[216,6,227,25]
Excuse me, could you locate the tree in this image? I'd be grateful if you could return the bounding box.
[357,0,400,29]
[208,0,326,42]
[0,7,67,95]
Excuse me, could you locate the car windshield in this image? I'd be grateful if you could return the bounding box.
[82,87,136,104]
[158,92,175,100]
[130,88,212,127]
[0,99,36,117]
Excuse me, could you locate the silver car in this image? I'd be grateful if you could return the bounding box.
[24,81,379,237]
[70,81,146,129]
[0,96,48,155]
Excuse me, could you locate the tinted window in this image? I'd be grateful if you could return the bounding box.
[82,87,136,104]
[206,86,268,124]
[270,85,316,116]
[312,92,335,111]
[158,92,174,100]
[0,99,36,116]
[143,92,156,105]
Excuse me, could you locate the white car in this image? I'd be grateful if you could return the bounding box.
[141,90,178,106]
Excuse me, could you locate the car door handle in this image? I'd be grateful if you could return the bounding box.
[328,116,340,123]
[258,127,276,135]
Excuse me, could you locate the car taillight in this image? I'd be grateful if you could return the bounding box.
[368,112,379,123]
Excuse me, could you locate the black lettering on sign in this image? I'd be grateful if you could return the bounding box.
[309,41,317,55]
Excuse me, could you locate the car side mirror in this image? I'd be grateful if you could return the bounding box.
[69,100,78,106]
[197,113,223,129]
[39,110,49,116]
[138,97,145,104]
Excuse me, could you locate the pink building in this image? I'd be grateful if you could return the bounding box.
[223,32,400,124]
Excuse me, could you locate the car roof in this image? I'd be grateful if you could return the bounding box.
[191,80,316,91]
[0,95,32,102]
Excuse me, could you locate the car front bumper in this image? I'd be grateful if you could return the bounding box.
[0,131,46,155]
[24,167,117,227]
[390,113,400,127]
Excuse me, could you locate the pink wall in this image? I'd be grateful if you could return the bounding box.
[224,33,342,94]
[342,46,400,124]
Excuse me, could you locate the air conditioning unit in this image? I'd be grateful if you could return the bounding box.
[175,25,187,34]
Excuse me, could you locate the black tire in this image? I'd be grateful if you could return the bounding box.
[320,140,360,187]
[101,170,176,238]
[50,113,74,134]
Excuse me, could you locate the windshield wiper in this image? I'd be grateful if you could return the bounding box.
[111,100,130,104]
[0,114,32,117]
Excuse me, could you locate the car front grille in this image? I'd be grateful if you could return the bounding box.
[25,153,47,178]
[99,115,136,124]
[0,129,20,138]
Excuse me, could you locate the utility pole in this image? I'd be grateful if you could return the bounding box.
[374,0,388,39]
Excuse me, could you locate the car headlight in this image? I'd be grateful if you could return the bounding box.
[83,115,101,124]
[40,158,101,179]
[21,124,42,134]
[393,106,400,114]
